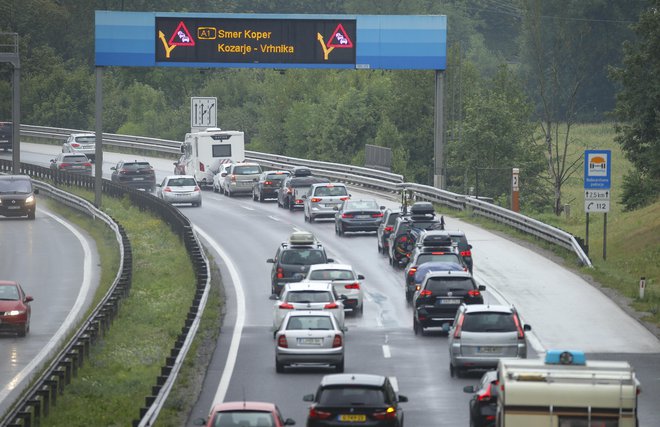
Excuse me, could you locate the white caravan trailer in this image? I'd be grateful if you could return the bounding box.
[496,350,640,427]
[174,128,245,188]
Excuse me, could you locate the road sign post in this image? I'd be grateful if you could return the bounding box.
[584,150,611,260]
[191,97,217,131]
[511,168,520,212]
[639,277,646,299]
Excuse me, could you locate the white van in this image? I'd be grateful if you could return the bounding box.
[174,128,245,188]
[496,350,640,427]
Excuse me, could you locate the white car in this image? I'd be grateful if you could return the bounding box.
[271,282,345,335]
[212,163,232,193]
[156,175,202,207]
[302,263,365,315]
[62,133,97,162]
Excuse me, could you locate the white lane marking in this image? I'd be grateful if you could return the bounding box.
[242,205,255,211]
[389,376,399,393]
[195,226,245,406]
[382,345,391,358]
[268,216,281,222]
[0,209,93,402]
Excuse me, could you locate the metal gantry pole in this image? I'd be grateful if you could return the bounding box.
[0,33,21,173]
[94,67,103,207]
[433,70,445,189]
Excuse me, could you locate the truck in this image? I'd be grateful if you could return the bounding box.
[496,350,641,427]
[174,128,245,188]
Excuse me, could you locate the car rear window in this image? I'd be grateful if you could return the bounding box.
[450,235,469,250]
[313,185,348,197]
[213,411,274,426]
[411,220,442,229]
[64,155,88,163]
[266,173,288,181]
[280,249,326,265]
[75,136,96,143]
[309,269,354,281]
[386,212,400,225]
[462,312,517,333]
[345,200,379,210]
[417,253,461,265]
[290,177,329,187]
[167,177,197,186]
[122,162,151,170]
[425,277,475,293]
[286,315,333,330]
[234,165,261,175]
[285,291,332,303]
[317,387,387,406]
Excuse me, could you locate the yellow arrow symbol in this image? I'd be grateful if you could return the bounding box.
[158,30,176,59]
[316,33,334,61]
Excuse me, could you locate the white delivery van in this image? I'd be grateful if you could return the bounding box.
[174,128,245,188]
[496,350,640,427]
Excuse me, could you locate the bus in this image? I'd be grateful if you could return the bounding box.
[497,350,640,427]
[174,128,245,188]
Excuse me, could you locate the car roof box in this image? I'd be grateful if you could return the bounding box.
[410,202,434,216]
[420,232,453,247]
[289,230,316,245]
[292,166,312,177]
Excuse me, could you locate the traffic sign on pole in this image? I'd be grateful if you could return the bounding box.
[584,150,611,189]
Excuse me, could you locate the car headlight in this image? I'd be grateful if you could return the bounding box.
[7,310,25,316]
[25,195,35,204]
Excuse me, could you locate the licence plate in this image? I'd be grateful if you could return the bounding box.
[132,177,144,181]
[298,338,322,345]
[8,205,20,209]
[478,346,499,354]
[437,299,461,305]
[339,414,366,422]
[356,214,370,219]
[71,165,83,169]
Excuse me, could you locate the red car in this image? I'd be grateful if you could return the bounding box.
[0,280,33,337]
[194,401,296,427]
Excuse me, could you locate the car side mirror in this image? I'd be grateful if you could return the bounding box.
[192,418,206,426]
[478,285,486,291]
[173,162,178,166]
[468,244,473,249]
[398,394,409,403]
[33,188,39,195]
[266,258,275,263]
[524,324,532,331]
[269,294,279,300]
[111,167,116,170]
[303,394,315,402]
[50,159,55,163]
[326,258,334,263]
[221,172,227,177]
[292,273,304,282]
[463,385,476,393]
[339,294,348,300]
[357,274,365,280]
[284,419,296,426]
[25,296,34,303]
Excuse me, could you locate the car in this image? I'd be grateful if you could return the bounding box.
[193,401,296,427]
[407,261,467,303]
[303,183,350,222]
[334,199,384,235]
[277,175,330,211]
[221,162,263,197]
[412,270,485,336]
[49,153,93,175]
[0,175,38,220]
[303,373,408,427]
[270,281,345,334]
[62,133,97,162]
[211,163,232,193]
[110,160,156,191]
[463,370,499,427]
[0,121,12,151]
[275,310,345,373]
[387,202,445,268]
[446,229,474,273]
[376,208,401,254]
[404,247,468,299]
[156,175,202,207]
[266,231,334,296]
[302,263,365,315]
[0,280,33,337]
[448,304,531,377]
[252,170,291,202]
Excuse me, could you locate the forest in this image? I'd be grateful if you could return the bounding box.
[0,0,657,212]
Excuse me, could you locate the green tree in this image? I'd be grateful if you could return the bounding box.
[610,1,660,210]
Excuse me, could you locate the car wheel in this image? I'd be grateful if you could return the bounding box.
[252,191,257,201]
[258,192,264,203]
[335,359,344,373]
[337,224,344,236]
[450,363,455,377]
[413,317,420,335]
[28,210,36,220]
[405,289,412,303]
[288,200,294,211]
[335,223,340,235]
[304,212,309,222]
[357,304,364,316]
[18,323,28,337]
[275,359,285,373]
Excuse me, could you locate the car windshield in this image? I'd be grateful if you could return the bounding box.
[425,277,474,293]
[234,165,261,175]
[167,177,197,187]
[313,185,348,197]
[75,136,95,143]
[345,200,379,210]
[285,291,332,303]
[0,180,31,194]
[0,285,20,300]
[417,253,461,265]
[63,155,88,163]
[211,411,274,427]
[286,315,333,330]
[462,312,517,333]
[280,249,325,265]
[317,386,387,406]
[121,162,151,170]
[309,269,354,281]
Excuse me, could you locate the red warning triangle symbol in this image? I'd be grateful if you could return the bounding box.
[168,21,195,46]
[326,24,353,48]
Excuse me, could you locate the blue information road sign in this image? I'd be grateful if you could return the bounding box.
[584,150,611,190]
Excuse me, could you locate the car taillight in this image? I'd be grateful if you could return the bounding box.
[373,407,397,420]
[308,407,332,420]
[468,289,481,297]
[277,334,288,348]
[276,267,284,279]
[419,289,432,297]
[408,267,417,277]
[199,162,205,172]
[295,199,303,204]
[461,250,472,257]
[513,314,525,339]
[431,252,447,255]
[324,302,338,309]
[477,383,494,401]
[286,188,292,194]
[332,334,342,347]
[59,163,70,169]
[415,285,421,291]
[279,303,294,310]
[399,236,407,242]
[231,174,237,182]
[372,212,383,218]
[311,197,322,202]
[83,162,92,167]
[454,313,465,338]
[344,283,360,289]
[194,186,201,192]
[339,196,350,201]
[384,226,393,232]
[264,180,272,185]
[342,213,354,218]
[71,142,81,148]
[164,187,173,192]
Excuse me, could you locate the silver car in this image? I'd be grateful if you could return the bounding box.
[271,282,345,334]
[275,310,345,373]
[156,175,202,207]
[62,133,97,162]
[303,263,365,316]
[221,162,262,197]
[448,304,531,377]
[303,182,350,222]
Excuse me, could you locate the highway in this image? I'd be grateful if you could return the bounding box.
[2,143,659,425]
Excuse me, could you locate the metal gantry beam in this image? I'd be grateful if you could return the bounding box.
[0,33,20,173]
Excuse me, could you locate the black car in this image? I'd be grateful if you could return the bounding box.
[463,370,498,427]
[404,249,468,302]
[334,199,384,235]
[0,175,38,220]
[252,170,291,202]
[412,270,485,335]
[267,231,334,296]
[447,230,474,273]
[303,373,408,427]
[0,121,12,151]
[277,175,330,211]
[387,202,444,268]
[377,208,400,254]
[110,160,156,191]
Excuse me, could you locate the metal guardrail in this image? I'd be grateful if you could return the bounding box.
[0,160,210,427]
[18,124,592,266]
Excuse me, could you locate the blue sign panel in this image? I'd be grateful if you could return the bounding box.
[95,11,447,70]
[584,150,611,189]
